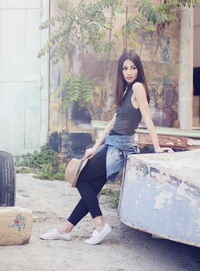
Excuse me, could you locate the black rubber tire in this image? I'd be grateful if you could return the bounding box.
[0,151,16,206]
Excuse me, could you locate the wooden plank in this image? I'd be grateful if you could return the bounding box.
[136,126,200,138]
[136,133,188,149]
[135,132,200,149]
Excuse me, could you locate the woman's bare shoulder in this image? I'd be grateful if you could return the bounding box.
[132,82,143,88]
[132,82,145,97]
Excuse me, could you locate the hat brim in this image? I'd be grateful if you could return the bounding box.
[72,158,88,187]
[65,158,89,187]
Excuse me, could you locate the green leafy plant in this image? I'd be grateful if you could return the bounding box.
[135,0,200,28]
[16,144,66,181]
[54,72,95,109]
[38,0,200,111]
[54,163,66,181]
[123,0,200,59]
[38,0,125,111]
[39,0,200,62]
[16,168,38,174]
[38,0,124,62]
[101,187,120,208]
[37,163,56,180]
[123,0,200,49]
[25,144,57,169]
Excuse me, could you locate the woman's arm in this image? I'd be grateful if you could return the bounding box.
[133,83,173,153]
[93,114,116,150]
[83,114,116,159]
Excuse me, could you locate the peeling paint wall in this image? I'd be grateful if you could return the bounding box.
[49,0,180,157]
[140,21,179,127]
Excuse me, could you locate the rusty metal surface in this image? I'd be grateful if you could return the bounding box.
[118,149,200,248]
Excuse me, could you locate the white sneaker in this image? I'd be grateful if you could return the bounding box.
[85,223,112,245]
[40,228,71,241]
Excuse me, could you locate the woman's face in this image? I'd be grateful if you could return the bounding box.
[122,59,138,84]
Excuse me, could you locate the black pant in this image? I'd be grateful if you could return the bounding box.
[68,146,108,226]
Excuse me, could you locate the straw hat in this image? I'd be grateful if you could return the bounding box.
[65,158,88,187]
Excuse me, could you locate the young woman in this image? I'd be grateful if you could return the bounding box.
[40,51,173,245]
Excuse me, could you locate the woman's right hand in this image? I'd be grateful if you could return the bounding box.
[82,114,115,160]
[83,146,98,160]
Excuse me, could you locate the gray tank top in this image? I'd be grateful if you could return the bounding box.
[112,83,142,135]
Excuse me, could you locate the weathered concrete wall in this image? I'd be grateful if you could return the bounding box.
[49,2,67,135]
[139,25,179,128]
[193,6,200,127]
[49,0,180,157]
[178,7,193,130]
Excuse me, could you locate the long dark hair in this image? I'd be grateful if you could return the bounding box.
[115,50,150,106]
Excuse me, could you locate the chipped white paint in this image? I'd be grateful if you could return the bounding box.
[177,183,188,196]
[119,149,200,248]
[134,133,139,142]
[130,149,200,186]
[177,183,197,207]
[175,196,183,201]
[149,170,160,179]
[154,192,173,210]
[163,141,174,145]
[195,219,200,236]
[188,138,200,146]
[185,194,197,207]
[175,221,184,233]
[155,178,169,189]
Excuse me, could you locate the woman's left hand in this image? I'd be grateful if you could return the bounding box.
[155,147,174,153]
[83,146,98,160]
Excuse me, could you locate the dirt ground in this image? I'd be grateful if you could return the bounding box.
[0,173,200,271]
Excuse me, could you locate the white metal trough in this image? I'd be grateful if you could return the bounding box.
[119,149,200,248]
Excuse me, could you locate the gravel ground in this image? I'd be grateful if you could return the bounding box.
[0,173,200,271]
